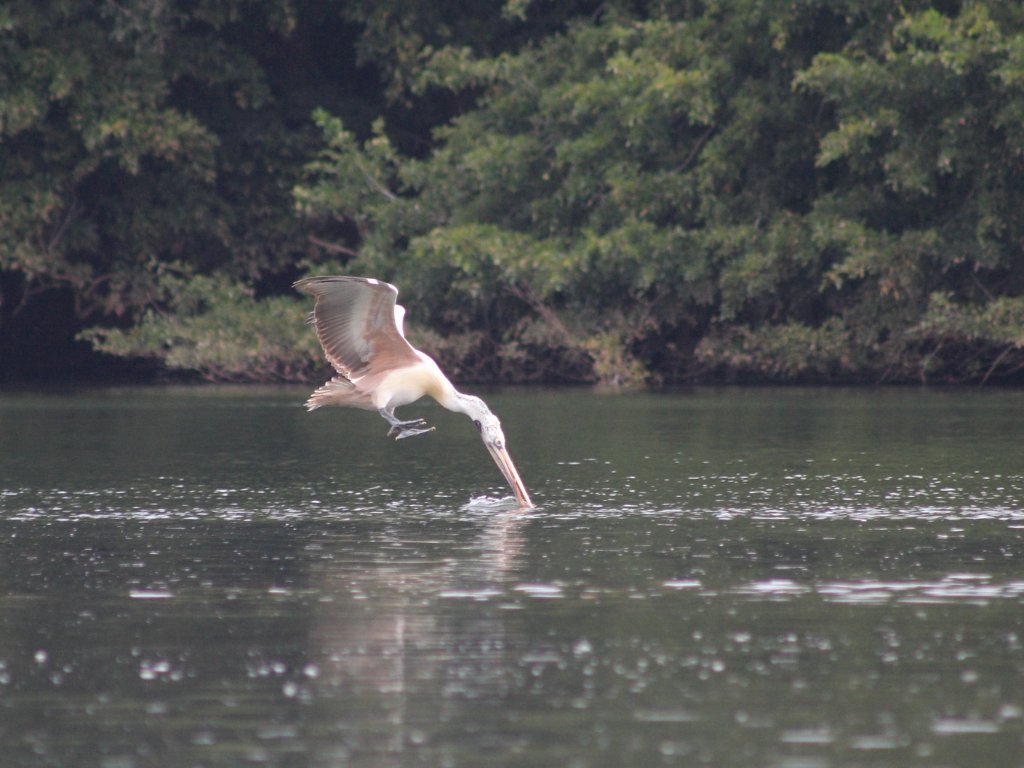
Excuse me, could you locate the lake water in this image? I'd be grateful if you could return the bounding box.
[1,386,1023,767]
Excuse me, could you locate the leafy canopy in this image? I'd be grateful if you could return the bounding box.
[5,0,1024,384]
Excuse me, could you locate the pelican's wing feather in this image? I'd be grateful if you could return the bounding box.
[294,276,421,377]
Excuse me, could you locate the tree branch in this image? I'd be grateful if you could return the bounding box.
[308,234,361,259]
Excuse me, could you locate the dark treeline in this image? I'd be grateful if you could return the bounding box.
[3,0,1023,386]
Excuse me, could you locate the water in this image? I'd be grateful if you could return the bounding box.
[1,386,1023,767]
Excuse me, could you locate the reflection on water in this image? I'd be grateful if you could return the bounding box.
[0,386,1023,767]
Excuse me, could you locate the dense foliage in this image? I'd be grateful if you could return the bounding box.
[4,1,1023,384]
[0,0,371,377]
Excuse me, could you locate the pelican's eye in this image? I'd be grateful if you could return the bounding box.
[473,420,482,432]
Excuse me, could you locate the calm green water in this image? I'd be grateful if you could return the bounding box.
[1,386,1023,767]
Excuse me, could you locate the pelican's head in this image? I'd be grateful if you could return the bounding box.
[457,395,534,509]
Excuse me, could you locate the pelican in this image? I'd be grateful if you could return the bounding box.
[295,276,534,508]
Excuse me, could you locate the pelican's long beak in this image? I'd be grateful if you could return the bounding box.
[485,440,534,509]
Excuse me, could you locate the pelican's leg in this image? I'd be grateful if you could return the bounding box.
[379,408,434,440]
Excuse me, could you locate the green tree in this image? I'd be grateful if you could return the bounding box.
[1,0,376,378]
[17,0,1024,385]
[298,1,838,383]
[299,0,1024,384]
[791,2,1024,382]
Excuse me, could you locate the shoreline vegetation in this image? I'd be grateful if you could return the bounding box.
[2,2,1023,387]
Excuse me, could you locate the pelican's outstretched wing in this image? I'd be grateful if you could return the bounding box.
[294,276,421,378]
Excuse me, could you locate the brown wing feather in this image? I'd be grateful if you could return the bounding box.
[294,276,421,378]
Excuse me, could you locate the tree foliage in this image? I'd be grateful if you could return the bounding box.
[2,1,307,311]
[3,1,1024,384]
[79,267,319,382]
[297,0,1024,384]
[0,0,376,379]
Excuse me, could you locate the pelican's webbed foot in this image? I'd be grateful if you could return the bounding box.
[379,409,435,440]
[394,424,435,440]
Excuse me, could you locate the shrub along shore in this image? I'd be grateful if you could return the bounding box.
[3,2,1023,386]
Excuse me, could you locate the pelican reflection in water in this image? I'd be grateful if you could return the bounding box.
[295,276,534,508]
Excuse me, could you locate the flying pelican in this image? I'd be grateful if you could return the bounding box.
[295,276,534,508]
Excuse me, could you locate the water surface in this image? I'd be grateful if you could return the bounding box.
[1,386,1023,767]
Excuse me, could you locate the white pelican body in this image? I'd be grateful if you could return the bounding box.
[295,276,533,508]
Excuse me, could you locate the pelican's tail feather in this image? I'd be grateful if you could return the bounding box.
[306,377,369,411]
